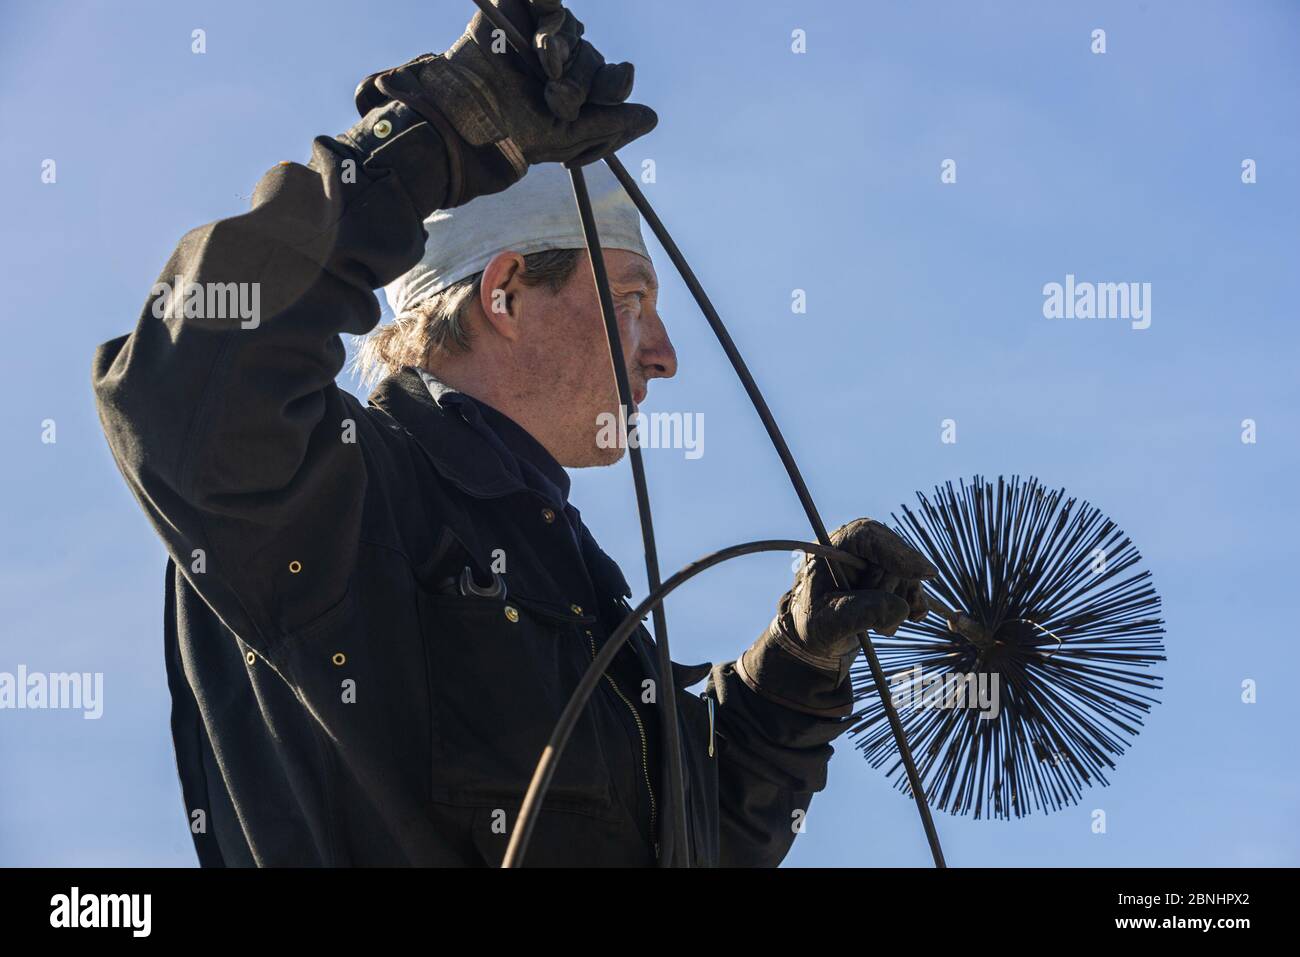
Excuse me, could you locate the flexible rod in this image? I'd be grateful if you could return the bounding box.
[568,167,690,866]
[466,0,690,865]
[601,159,946,867]
[469,0,945,868]
[502,539,870,867]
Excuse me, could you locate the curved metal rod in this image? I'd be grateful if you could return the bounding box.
[602,157,947,868]
[501,538,869,868]
[469,0,944,868]
[568,167,689,866]
[466,0,691,865]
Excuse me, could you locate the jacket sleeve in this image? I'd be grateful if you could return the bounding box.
[92,100,453,652]
[704,635,855,867]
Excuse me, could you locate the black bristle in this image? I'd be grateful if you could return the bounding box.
[849,475,1166,820]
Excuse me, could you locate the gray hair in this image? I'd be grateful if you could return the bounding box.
[353,247,582,388]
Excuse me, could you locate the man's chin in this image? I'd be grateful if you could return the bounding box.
[569,403,635,468]
[561,443,624,469]
[584,443,626,468]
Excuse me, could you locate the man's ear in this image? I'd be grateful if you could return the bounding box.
[478,251,526,341]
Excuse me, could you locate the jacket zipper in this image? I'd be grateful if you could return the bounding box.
[588,631,657,849]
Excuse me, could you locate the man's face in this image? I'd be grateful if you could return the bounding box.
[511,248,677,467]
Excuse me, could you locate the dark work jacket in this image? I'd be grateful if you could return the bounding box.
[91,98,853,867]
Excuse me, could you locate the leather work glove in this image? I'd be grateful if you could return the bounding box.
[354,0,657,208]
[737,519,939,717]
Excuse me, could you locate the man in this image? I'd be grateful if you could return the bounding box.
[92,0,936,866]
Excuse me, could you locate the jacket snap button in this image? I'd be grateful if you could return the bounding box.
[245,651,256,666]
[288,560,302,574]
[504,605,520,623]
[331,653,346,666]
[540,508,556,524]
[373,118,393,138]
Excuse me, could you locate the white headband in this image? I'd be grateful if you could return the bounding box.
[384,162,650,316]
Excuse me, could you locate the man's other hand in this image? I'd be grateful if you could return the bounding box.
[768,519,939,672]
[354,0,657,205]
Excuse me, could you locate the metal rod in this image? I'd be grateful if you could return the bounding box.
[502,539,872,867]
[469,0,946,868]
[923,589,989,646]
[604,157,947,868]
[568,166,690,866]
[469,0,690,868]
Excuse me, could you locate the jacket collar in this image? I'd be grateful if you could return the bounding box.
[368,368,633,599]
[368,367,526,500]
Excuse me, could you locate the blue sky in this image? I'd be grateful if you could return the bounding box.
[1,0,1297,866]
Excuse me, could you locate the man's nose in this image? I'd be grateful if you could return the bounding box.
[639,310,677,380]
